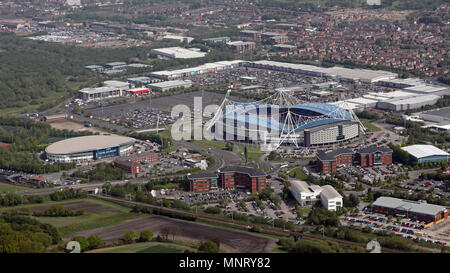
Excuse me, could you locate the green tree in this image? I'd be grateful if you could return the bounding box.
[87,235,103,250]
[198,240,219,253]
[140,230,154,242]
[72,236,89,252]
[123,230,139,244]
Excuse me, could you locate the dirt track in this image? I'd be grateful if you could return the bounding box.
[75,215,277,253]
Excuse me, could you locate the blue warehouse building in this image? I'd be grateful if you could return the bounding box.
[401,145,450,163]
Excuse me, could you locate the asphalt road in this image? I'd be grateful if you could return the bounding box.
[71,114,132,134]
[174,140,243,171]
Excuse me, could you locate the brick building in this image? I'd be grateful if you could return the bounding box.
[121,152,159,163]
[316,148,353,174]
[240,30,260,39]
[356,145,392,167]
[187,166,267,193]
[372,197,449,225]
[113,152,159,174]
[43,113,68,122]
[113,159,142,174]
[227,41,256,51]
[219,166,267,193]
[187,173,218,192]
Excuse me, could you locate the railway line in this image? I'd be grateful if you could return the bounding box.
[91,194,402,253]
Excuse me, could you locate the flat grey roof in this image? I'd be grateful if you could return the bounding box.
[372,196,447,216]
[316,147,353,161]
[421,107,450,119]
[45,135,135,155]
[290,180,311,193]
[320,185,342,200]
[219,165,266,177]
[188,173,218,179]
[149,80,192,88]
[78,86,119,94]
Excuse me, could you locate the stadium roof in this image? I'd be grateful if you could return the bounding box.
[401,145,450,159]
[291,103,352,120]
[45,135,136,155]
[372,197,447,216]
[223,102,352,132]
[330,101,362,110]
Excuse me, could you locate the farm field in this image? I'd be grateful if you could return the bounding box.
[76,215,277,253]
[3,198,143,238]
[89,242,197,253]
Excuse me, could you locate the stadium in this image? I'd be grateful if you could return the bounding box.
[45,135,136,163]
[207,90,363,150]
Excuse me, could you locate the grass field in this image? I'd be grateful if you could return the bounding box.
[42,212,144,238]
[192,140,227,150]
[191,140,262,162]
[90,242,197,253]
[236,144,261,162]
[0,182,30,194]
[287,167,308,180]
[0,198,131,213]
[361,119,381,132]
[1,198,141,238]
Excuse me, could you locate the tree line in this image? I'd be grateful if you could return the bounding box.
[0,212,60,253]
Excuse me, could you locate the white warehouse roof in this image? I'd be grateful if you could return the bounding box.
[151,47,207,59]
[373,197,447,217]
[149,80,192,88]
[103,80,130,89]
[385,94,440,106]
[401,145,450,159]
[346,97,378,106]
[404,85,448,94]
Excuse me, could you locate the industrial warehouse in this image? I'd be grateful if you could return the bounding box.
[372,197,449,225]
[401,145,450,163]
[45,135,136,163]
[148,80,193,92]
[151,47,207,59]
